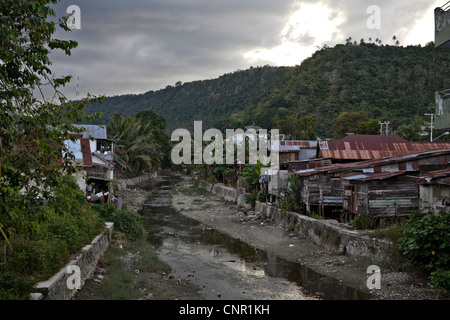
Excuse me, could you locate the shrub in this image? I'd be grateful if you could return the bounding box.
[244,193,257,208]
[8,239,69,278]
[351,214,377,230]
[112,209,146,241]
[0,269,35,300]
[397,210,450,290]
[256,190,265,202]
[92,203,117,221]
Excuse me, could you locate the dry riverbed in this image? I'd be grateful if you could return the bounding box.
[170,175,443,300]
[76,173,445,300]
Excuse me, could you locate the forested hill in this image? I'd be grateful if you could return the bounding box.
[83,42,450,137]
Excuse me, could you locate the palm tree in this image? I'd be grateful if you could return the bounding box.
[108,112,161,173]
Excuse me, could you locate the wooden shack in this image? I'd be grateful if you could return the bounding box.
[290,149,450,220]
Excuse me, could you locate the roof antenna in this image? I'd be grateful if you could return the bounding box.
[76,76,80,97]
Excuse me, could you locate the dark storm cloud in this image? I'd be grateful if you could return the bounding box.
[48,0,441,99]
[49,0,294,98]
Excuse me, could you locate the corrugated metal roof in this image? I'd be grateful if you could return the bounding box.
[63,138,92,166]
[318,135,450,160]
[343,171,406,181]
[291,149,450,177]
[269,140,317,152]
[417,168,450,185]
[73,124,108,140]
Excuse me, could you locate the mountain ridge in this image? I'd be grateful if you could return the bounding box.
[83,41,450,138]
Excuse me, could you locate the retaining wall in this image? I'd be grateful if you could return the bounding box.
[197,180,252,210]
[31,222,114,300]
[196,178,403,265]
[115,172,158,191]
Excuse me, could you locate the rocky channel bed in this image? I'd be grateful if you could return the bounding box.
[169,175,444,300]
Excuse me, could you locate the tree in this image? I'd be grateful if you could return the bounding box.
[297,115,317,140]
[0,1,102,245]
[274,113,298,139]
[354,119,380,135]
[332,111,374,139]
[396,115,428,141]
[108,112,161,173]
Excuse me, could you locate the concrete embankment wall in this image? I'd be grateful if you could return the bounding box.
[115,172,158,191]
[31,222,114,300]
[198,180,252,210]
[196,178,402,265]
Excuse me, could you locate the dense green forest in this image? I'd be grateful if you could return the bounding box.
[84,41,450,138]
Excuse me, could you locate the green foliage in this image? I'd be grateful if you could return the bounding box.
[108,112,163,173]
[297,115,317,140]
[0,0,103,244]
[92,203,146,242]
[84,42,450,139]
[0,269,35,300]
[397,210,450,290]
[242,161,264,192]
[280,198,302,216]
[110,209,146,242]
[332,111,376,139]
[92,203,117,222]
[256,190,265,202]
[7,238,69,278]
[0,1,105,298]
[244,193,257,208]
[351,215,377,230]
[396,115,429,141]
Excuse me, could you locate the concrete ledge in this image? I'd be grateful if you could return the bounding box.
[202,181,253,210]
[257,201,402,265]
[197,180,214,192]
[116,172,158,191]
[32,222,114,300]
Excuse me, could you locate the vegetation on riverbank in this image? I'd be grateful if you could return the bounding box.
[75,197,201,300]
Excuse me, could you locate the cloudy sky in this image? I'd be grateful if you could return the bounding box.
[49,0,444,100]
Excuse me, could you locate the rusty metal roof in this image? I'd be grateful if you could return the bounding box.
[416,168,450,185]
[291,149,450,177]
[343,171,407,181]
[318,135,450,160]
[269,140,317,152]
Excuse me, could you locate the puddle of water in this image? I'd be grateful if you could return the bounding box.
[140,177,371,300]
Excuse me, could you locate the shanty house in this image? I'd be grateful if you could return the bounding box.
[290,149,450,221]
[73,124,114,161]
[417,168,450,213]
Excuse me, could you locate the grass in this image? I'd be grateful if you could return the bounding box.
[369,222,405,243]
[76,234,200,300]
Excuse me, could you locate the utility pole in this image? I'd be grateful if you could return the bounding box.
[424,113,435,142]
[378,121,390,135]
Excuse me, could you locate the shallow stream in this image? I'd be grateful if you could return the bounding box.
[140,176,370,300]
